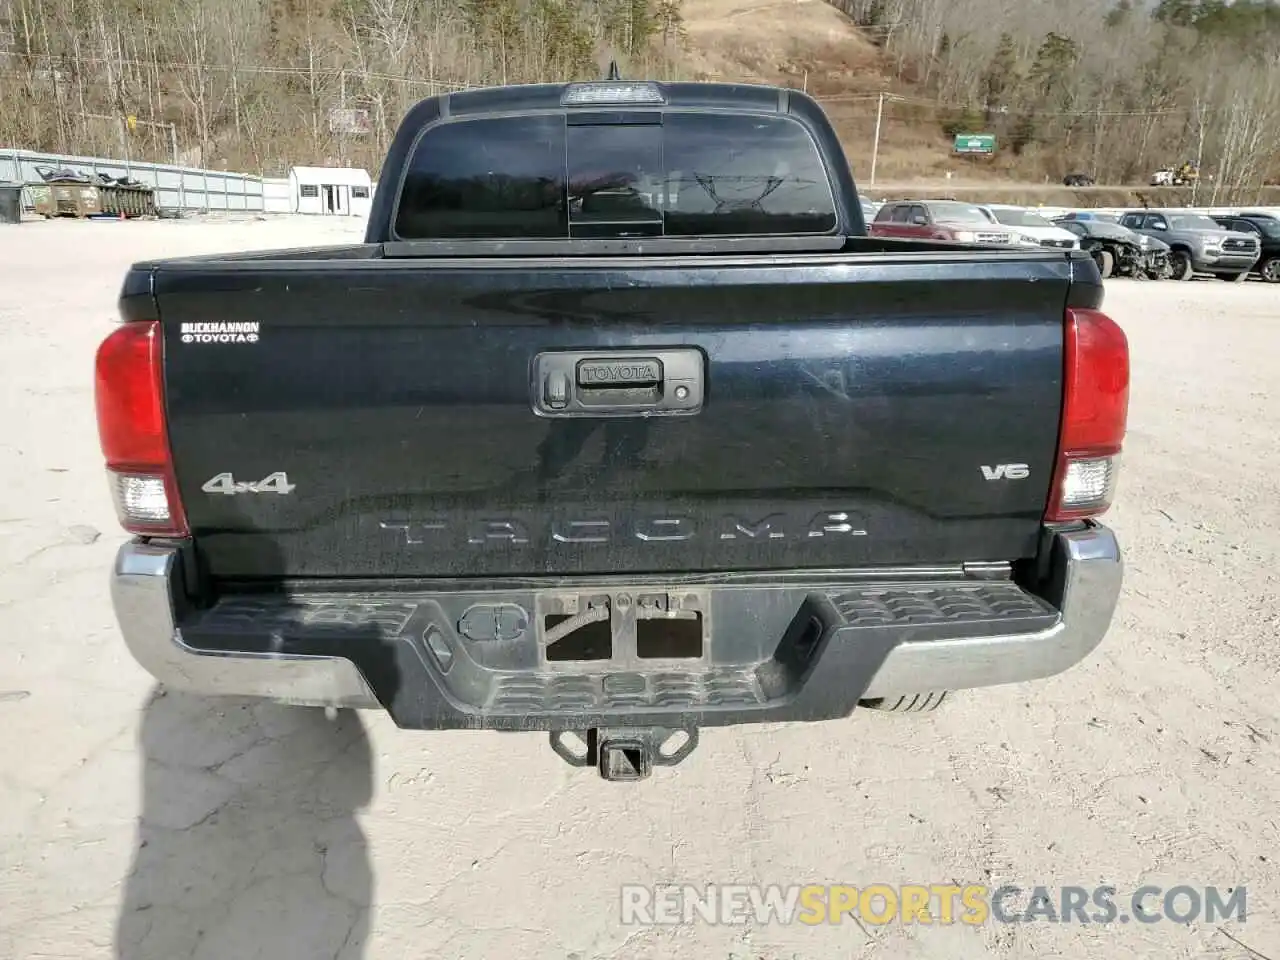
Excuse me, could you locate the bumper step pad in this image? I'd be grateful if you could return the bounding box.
[180,578,1058,729]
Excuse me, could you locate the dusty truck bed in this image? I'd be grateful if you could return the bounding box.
[2,216,1278,959]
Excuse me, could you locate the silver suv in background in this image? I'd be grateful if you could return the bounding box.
[978,204,1080,249]
[1119,210,1260,281]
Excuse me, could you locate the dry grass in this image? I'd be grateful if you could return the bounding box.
[675,5,1280,193]
[678,0,1000,183]
[680,0,879,82]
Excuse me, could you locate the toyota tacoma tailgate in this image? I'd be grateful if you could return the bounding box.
[153,252,1068,579]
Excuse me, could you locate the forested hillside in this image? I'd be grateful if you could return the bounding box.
[0,0,687,174]
[3,0,1280,193]
[826,0,1280,189]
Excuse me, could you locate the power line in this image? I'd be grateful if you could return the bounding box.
[814,92,1197,119]
[0,48,1224,119]
[3,48,465,90]
[696,74,1202,119]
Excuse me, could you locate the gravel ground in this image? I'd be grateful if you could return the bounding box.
[1,217,1277,960]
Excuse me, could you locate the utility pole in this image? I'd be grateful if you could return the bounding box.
[338,69,347,167]
[1091,102,1102,178]
[870,92,888,187]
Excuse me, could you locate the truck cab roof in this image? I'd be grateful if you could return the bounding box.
[365,80,867,246]
[442,79,796,116]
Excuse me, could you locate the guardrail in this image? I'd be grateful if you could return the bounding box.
[1028,205,1280,219]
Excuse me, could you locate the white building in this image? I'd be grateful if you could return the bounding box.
[287,166,374,217]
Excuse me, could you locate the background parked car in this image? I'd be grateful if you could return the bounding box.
[1062,172,1096,186]
[1138,234,1174,280]
[1213,214,1280,282]
[1057,210,1121,223]
[1054,216,1153,278]
[978,204,1080,248]
[1119,210,1260,281]
[870,200,1015,245]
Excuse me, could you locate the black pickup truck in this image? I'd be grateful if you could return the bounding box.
[98,79,1127,780]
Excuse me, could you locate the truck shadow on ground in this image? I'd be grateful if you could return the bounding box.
[115,687,376,960]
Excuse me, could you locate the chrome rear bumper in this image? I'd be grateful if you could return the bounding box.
[112,543,378,708]
[863,524,1120,697]
[110,524,1122,713]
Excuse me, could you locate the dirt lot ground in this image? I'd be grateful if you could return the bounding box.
[1,217,1277,960]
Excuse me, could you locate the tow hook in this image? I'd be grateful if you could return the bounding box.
[549,727,700,780]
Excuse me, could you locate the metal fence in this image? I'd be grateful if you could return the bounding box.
[263,177,292,214]
[11,146,1272,223]
[1,147,266,214]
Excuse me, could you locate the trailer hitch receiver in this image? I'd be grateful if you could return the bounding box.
[549,727,700,780]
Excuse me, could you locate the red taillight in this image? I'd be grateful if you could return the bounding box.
[1045,307,1130,522]
[94,321,188,536]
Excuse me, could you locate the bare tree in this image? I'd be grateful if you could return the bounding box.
[5,0,1280,198]
[167,0,226,165]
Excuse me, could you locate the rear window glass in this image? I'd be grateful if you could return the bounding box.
[395,114,567,240]
[393,111,837,239]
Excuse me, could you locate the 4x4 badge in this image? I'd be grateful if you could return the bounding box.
[200,472,296,495]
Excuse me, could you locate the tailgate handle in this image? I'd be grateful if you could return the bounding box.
[577,358,662,404]
[533,348,704,418]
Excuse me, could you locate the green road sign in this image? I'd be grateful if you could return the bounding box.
[954,133,996,154]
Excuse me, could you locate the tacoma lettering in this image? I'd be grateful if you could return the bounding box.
[807,512,868,538]
[635,517,692,541]
[380,513,867,546]
[467,520,530,545]
[552,519,611,544]
[719,514,786,540]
